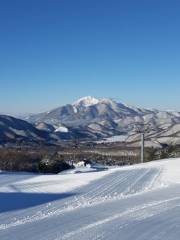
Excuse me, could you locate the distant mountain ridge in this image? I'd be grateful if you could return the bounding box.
[1,97,180,146]
[0,115,58,145]
[23,96,180,146]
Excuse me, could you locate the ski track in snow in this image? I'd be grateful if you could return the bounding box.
[0,159,180,240]
[61,196,180,240]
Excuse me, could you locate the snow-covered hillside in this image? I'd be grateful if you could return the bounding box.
[25,96,180,145]
[1,158,180,239]
[0,115,56,144]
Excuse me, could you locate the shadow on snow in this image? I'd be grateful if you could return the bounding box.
[0,192,76,213]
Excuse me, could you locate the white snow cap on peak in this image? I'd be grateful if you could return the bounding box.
[73,96,100,107]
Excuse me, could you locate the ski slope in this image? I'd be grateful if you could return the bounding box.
[0,158,180,240]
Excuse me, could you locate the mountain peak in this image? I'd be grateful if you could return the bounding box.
[73,96,100,107]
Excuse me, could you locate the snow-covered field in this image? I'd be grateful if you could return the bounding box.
[1,158,180,240]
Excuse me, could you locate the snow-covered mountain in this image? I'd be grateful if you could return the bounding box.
[24,96,180,145]
[0,115,58,145]
[27,96,150,127]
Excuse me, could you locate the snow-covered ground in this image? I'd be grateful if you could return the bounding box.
[97,135,128,143]
[1,158,180,240]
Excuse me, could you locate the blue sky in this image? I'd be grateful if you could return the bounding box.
[1,0,180,113]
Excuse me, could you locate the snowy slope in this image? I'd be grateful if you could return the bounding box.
[1,159,180,239]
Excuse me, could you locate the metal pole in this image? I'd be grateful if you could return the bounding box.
[141,133,144,163]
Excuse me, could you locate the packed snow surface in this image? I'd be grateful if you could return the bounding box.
[1,158,180,240]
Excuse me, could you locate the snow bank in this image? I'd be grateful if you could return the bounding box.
[0,168,112,194]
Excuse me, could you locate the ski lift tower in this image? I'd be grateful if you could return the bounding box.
[135,124,150,163]
[140,132,145,164]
